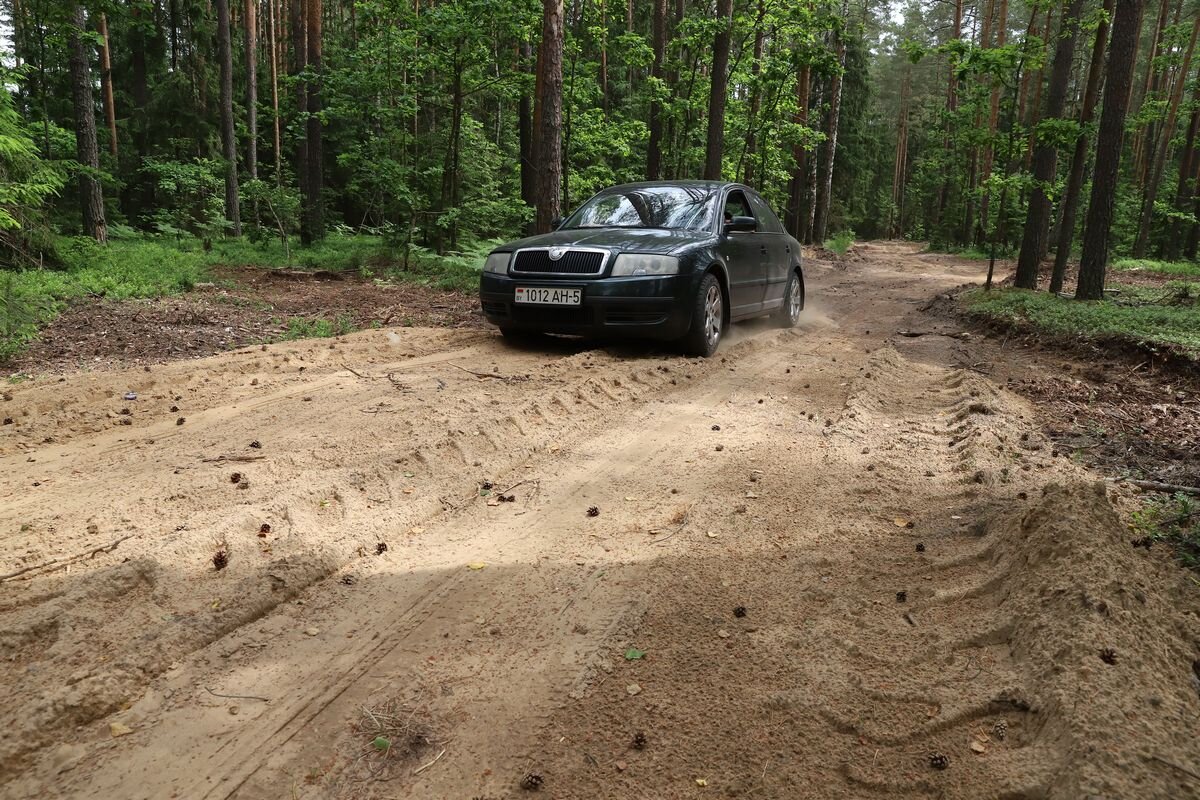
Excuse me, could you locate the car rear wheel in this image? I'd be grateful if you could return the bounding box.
[774,269,803,328]
[681,273,724,357]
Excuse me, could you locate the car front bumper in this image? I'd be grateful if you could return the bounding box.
[480,273,696,340]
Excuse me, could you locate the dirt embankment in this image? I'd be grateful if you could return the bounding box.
[2,241,1197,800]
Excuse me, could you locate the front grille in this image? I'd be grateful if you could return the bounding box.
[512,248,606,275]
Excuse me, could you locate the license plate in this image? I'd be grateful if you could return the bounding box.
[514,287,582,306]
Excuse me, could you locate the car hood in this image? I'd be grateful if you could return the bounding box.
[496,227,714,256]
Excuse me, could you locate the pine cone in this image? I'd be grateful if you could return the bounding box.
[586,506,600,517]
[632,731,647,750]
[1099,647,1117,665]
[375,542,388,555]
[992,719,1008,741]
[928,752,949,770]
[212,549,229,571]
[733,606,747,618]
[896,590,907,603]
[520,771,544,790]
[915,542,926,553]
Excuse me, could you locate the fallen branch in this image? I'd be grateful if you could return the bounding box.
[205,686,270,703]
[201,454,267,464]
[652,505,694,545]
[0,534,136,582]
[1150,755,1200,783]
[1106,477,1200,496]
[446,361,519,381]
[412,747,447,775]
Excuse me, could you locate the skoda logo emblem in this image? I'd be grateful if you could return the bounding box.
[548,247,566,261]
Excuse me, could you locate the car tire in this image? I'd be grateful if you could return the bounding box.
[681,273,724,358]
[773,269,803,328]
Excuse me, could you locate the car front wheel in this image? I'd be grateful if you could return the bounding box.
[774,269,803,328]
[681,273,724,357]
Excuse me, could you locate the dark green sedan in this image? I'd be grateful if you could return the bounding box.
[479,180,805,357]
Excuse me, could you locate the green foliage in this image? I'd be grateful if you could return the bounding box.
[824,229,856,255]
[142,158,228,241]
[1132,493,1200,570]
[963,286,1200,357]
[0,84,65,266]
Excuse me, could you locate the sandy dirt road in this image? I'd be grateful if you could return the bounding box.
[2,243,1198,799]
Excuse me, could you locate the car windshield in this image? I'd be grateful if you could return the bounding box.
[562,186,716,232]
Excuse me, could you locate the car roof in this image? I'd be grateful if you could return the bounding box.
[598,180,742,192]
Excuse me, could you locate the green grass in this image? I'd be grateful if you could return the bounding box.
[1132,492,1200,570]
[203,233,492,293]
[962,285,1200,357]
[1,232,495,360]
[1,238,207,359]
[1111,258,1200,278]
[277,315,357,341]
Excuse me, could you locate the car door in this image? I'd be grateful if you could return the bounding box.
[718,188,767,318]
[747,189,792,310]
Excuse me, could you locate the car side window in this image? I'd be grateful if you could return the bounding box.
[723,190,755,225]
[747,191,784,234]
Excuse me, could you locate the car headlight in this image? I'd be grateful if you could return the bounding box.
[483,252,511,274]
[611,254,680,277]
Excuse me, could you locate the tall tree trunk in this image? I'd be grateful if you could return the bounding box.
[1050,0,1114,293]
[741,0,766,185]
[245,0,258,180]
[935,0,964,231]
[1166,79,1200,259]
[1131,0,1170,181]
[97,12,117,159]
[1132,15,1200,257]
[268,0,282,183]
[534,0,564,232]
[890,69,911,239]
[976,0,1008,243]
[599,0,609,115]
[703,0,733,180]
[302,0,324,243]
[1077,0,1147,301]
[646,0,667,179]
[520,40,535,207]
[813,2,849,245]
[67,4,107,243]
[787,63,810,238]
[216,0,241,235]
[1014,0,1085,289]
[290,0,308,244]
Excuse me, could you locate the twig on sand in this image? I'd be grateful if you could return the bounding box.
[1150,755,1200,783]
[446,361,523,382]
[1106,477,1200,496]
[651,506,694,544]
[1,534,136,582]
[412,747,447,775]
[201,454,266,464]
[205,686,271,703]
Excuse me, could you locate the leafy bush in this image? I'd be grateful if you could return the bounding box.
[0,84,66,267]
[824,229,855,256]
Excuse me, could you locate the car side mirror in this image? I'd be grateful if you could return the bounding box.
[723,215,757,235]
[550,216,564,229]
